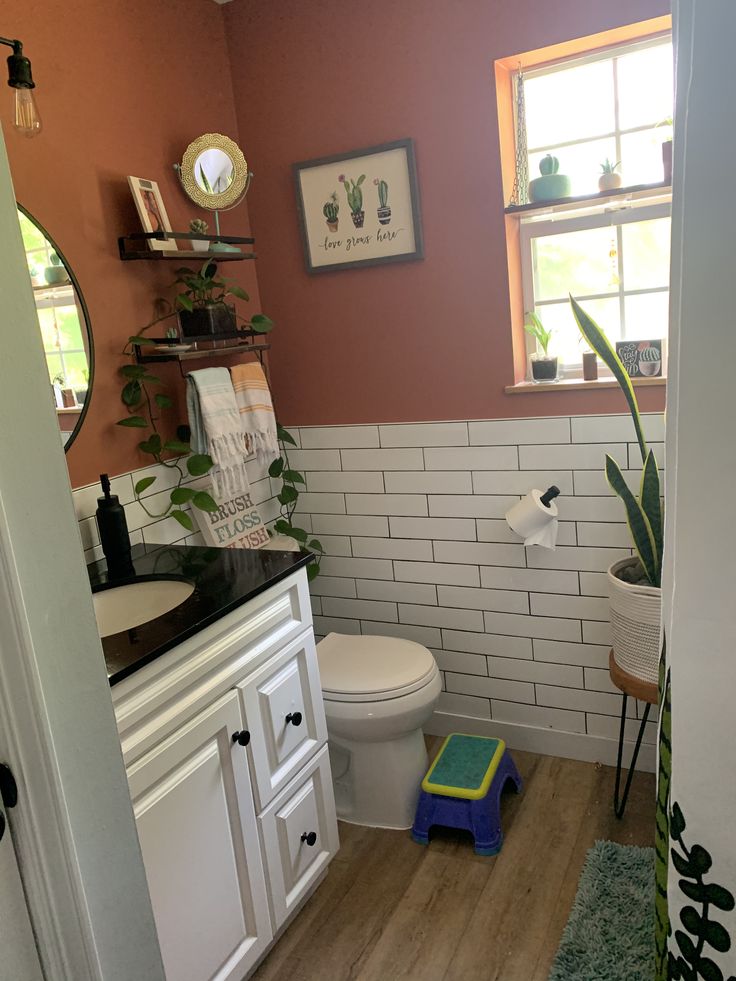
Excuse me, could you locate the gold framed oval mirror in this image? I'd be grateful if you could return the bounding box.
[17,205,94,452]
[178,133,250,211]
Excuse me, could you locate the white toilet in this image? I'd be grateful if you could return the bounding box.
[316,633,442,830]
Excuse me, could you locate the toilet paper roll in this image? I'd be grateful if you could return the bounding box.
[505,489,559,550]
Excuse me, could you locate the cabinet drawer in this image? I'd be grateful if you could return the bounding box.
[259,746,339,929]
[238,630,327,810]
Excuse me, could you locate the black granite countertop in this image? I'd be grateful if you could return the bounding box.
[88,543,312,686]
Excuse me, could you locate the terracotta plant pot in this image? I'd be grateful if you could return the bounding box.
[662,140,673,183]
[351,210,365,229]
[179,302,237,340]
[61,388,76,408]
[608,557,662,685]
[326,221,338,233]
[582,351,598,380]
[598,172,622,192]
[530,355,558,383]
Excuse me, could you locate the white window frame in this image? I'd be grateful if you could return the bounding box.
[523,34,673,167]
[520,200,671,378]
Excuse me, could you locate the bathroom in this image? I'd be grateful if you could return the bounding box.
[0,0,733,979]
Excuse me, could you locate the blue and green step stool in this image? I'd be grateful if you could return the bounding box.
[411,734,522,856]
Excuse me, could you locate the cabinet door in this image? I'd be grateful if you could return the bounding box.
[259,746,339,928]
[238,631,327,810]
[127,690,272,981]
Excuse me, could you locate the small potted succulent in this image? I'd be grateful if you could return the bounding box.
[323,192,339,232]
[599,158,622,192]
[189,218,210,252]
[657,117,673,183]
[44,252,68,286]
[375,177,391,224]
[340,173,366,228]
[529,154,571,203]
[524,311,558,382]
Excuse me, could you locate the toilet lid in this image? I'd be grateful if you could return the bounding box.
[317,633,438,702]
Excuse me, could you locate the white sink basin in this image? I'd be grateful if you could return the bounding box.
[92,580,195,638]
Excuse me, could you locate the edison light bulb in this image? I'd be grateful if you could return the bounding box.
[13,87,41,138]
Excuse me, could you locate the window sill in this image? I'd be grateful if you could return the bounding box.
[505,376,666,395]
[505,180,671,218]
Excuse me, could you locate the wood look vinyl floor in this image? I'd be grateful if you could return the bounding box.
[253,749,655,981]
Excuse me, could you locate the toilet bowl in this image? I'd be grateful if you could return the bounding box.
[317,633,442,830]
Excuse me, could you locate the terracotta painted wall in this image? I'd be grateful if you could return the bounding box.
[223,0,669,427]
[4,0,260,488]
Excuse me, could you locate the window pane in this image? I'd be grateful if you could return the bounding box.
[55,306,84,350]
[534,225,618,301]
[525,61,615,149]
[620,129,669,186]
[622,218,671,291]
[617,43,673,130]
[624,292,669,341]
[535,296,621,366]
[63,352,89,389]
[45,353,63,384]
[529,136,617,198]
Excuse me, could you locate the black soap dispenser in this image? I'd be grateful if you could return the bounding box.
[96,474,134,578]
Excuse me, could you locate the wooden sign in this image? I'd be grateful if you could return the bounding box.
[193,486,269,550]
[615,340,663,378]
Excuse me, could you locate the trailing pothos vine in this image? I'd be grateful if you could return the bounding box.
[269,425,324,580]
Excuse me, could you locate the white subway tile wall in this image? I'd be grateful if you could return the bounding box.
[295,413,663,764]
[73,413,661,767]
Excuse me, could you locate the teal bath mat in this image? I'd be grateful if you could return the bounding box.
[549,840,655,981]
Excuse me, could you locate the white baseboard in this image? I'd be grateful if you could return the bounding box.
[426,710,656,773]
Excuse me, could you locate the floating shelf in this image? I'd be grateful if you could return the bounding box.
[134,337,270,365]
[505,180,672,217]
[33,281,73,293]
[119,230,256,262]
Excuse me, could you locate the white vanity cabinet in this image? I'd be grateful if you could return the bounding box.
[111,568,338,981]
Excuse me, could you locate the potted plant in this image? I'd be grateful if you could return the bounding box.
[340,173,366,228]
[189,218,210,252]
[44,252,68,286]
[571,296,662,685]
[599,158,622,192]
[323,192,339,232]
[657,117,673,183]
[174,261,250,339]
[375,178,391,224]
[524,311,558,382]
[528,154,572,203]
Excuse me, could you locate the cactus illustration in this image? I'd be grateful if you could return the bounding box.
[539,154,560,176]
[374,177,391,225]
[340,173,366,227]
[639,345,661,362]
[323,191,339,231]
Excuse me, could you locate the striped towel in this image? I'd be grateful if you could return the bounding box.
[230,361,279,466]
[186,367,249,499]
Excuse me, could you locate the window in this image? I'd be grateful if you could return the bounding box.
[517,35,674,376]
[18,210,89,403]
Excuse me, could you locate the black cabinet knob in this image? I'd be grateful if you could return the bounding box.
[285,711,303,727]
[301,831,317,847]
[232,730,251,747]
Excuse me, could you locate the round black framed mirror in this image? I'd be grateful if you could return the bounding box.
[17,204,94,451]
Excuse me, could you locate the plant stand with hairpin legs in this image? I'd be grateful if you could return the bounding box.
[609,651,658,818]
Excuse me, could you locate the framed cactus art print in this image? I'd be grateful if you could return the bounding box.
[293,138,424,273]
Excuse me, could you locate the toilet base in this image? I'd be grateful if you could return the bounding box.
[328,729,429,830]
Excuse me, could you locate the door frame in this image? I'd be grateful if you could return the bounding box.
[0,124,165,979]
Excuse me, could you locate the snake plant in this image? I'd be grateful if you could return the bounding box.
[570,296,663,587]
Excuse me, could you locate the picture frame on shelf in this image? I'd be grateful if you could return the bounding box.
[615,340,664,378]
[127,175,175,251]
[293,138,424,274]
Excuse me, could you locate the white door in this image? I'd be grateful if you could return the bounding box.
[0,804,44,981]
[126,691,272,981]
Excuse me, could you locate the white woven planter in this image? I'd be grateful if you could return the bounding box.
[607,557,662,685]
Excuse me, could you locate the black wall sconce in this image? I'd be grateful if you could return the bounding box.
[0,37,41,137]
